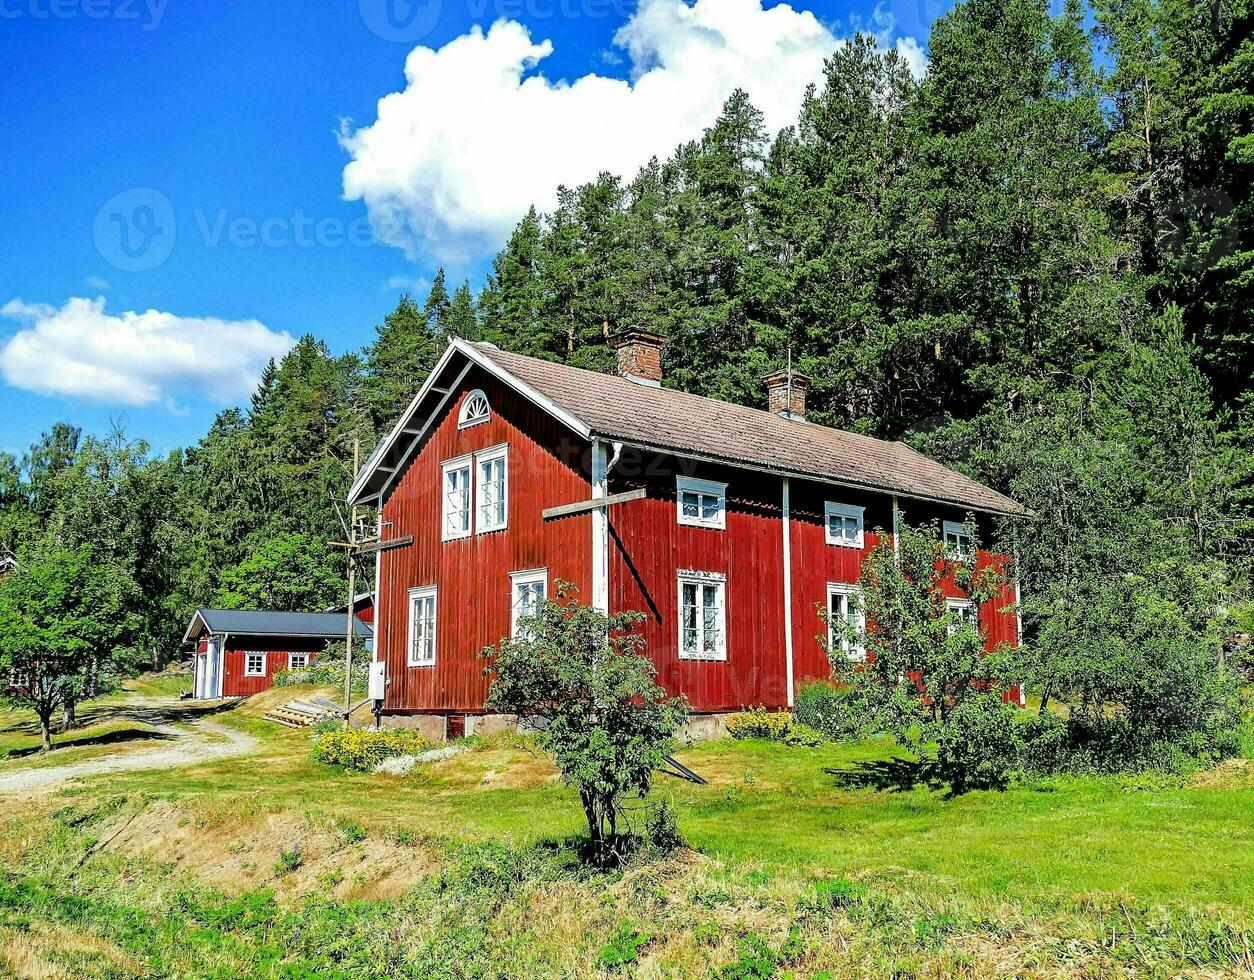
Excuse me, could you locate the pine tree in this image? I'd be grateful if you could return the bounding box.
[361,293,442,433]
[444,281,479,341]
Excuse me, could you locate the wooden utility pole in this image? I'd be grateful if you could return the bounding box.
[332,439,414,729]
[343,439,360,729]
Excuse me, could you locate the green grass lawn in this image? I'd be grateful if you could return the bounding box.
[1,694,1252,978]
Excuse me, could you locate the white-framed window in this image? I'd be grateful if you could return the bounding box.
[827,583,866,662]
[825,501,865,548]
[946,597,975,634]
[458,389,490,429]
[441,455,473,541]
[288,652,309,670]
[509,568,548,639]
[677,570,727,660]
[676,476,727,530]
[476,445,509,534]
[407,586,437,666]
[943,520,974,558]
[244,652,266,676]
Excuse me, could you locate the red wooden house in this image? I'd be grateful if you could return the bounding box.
[185,608,373,699]
[348,333,1025,740]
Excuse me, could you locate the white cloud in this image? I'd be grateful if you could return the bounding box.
[340,0,925,263]
[83,276,111,291]
[0,297,294,408]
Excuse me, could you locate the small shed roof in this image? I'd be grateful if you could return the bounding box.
[184,608,372,644]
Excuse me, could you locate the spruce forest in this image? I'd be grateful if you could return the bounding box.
[1,0,1251,748]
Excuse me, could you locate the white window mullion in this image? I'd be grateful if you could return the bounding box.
[825,502,865,548]
[827,583,866,662]
[676,476,727,530]
[408,586,437,666]
[441,456,472,541]
[509,568,548,639]
[678,570,727,661]
[475,445,509,534]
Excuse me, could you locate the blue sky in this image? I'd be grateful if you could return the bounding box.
[0,0,943,459]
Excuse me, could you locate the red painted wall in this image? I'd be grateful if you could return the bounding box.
[375,366,593,715]
[608,456,789,711]
[220,638,324,697]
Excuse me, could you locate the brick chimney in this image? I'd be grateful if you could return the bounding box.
[764,369,810,421]
[612,329,666,386]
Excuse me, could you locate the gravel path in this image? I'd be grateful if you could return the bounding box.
[0,721,257,795]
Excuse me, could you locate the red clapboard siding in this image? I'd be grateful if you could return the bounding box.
[608,456,788,712]
[221,642,321,697]
[376,366,593,715]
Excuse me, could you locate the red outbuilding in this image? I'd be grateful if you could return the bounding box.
[348,334,1026,740]
[185,608,373,699]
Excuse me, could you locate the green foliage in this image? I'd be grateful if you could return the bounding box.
[273,845,303,876]
[933,694,1022,791]
[310,727,428,772]
[482,586,688,865]
[337,820,367,844]
[213,531,343,612]
[0,543,131,749]
[274,641,368,693]
[726,707,828,747]
[597,920,651,969]
[726,707,793,742]
[793,681,872,741]
[719,931,784,979]
[642,798,684,855]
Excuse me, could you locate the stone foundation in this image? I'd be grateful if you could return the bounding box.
[378,711,735,744]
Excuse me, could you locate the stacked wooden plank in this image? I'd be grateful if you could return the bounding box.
[263,695,342,728]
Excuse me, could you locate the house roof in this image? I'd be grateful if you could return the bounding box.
[183,609,373,644]
[349,339,1024,517]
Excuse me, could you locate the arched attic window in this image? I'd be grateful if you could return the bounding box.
[458,389,490,429]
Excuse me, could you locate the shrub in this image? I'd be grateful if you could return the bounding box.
[274,641,369,693]
[726,707,793,741]
[726,707,828,747]
[783,722,827,747]
[814,877,864,910]
[273,845,303,876]
[933,694,1021,792]
[598,921,651,969]
[310,727,428,772]
[643,798,683,855]
[793,681,871,741]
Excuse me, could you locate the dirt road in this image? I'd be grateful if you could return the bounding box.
[0,721,257,795]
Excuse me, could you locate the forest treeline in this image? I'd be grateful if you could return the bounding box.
[0,0,1250,738]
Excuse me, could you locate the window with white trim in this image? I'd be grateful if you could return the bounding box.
[943,520,974,558]
[408,586,437,666]
[678,570,727,660]
[244,652,266,676]
[946,597,975,634]
[476,445,509,533]
[288,652,309,670]
[458,389,490,428]
[676,476,727,530]
[441,456,472,541]
[825,501,865,548]
[827,583,866,662]
[510,568,548,639]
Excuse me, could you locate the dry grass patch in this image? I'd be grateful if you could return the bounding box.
[102,800,442,901]
[0,923,143,979]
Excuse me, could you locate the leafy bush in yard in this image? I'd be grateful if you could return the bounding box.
[793,681,873,741]
[933,694,1022,791]
[726,707,828,747]
[310,727,428,772]
[274,640,369,693]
